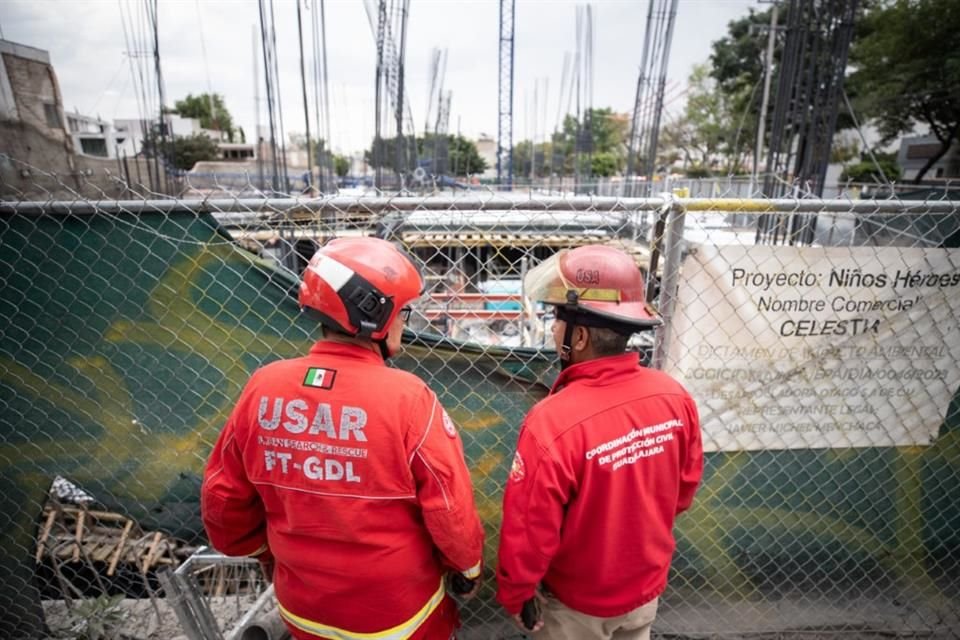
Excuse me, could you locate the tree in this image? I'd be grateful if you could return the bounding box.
[847,0,960,183]
[709,8,772,99]
[445,135,488,175]
[512,140,552,179]
[839,151,901,183]
[333,154,350,177]
[365,134,487,176]
[590,152,620,177]
[660,64,754,175]
[707,5,874,178]
[173,93,236,142]
[535,107,629,176]
[144,131,219,171]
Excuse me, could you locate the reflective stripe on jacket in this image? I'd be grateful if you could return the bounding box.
[278,578,445,639]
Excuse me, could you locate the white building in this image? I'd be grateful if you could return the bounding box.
[65,110,126,159]
[475,133,497,179]
[897,134,960,181]
[113,115,225,158]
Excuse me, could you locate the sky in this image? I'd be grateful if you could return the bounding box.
[0,0,759,156]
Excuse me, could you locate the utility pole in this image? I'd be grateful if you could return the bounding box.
[753,1,779,193]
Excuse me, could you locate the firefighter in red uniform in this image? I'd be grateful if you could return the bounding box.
[496,245,703,639]
[202,237,485,640]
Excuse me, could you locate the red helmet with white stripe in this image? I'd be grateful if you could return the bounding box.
[299,237,423,342]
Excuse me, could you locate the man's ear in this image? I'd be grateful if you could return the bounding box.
[573,325,591,353]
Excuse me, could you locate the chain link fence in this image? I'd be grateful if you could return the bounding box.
[1,156,959,639]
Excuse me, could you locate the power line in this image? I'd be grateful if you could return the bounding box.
[87,57,127,116]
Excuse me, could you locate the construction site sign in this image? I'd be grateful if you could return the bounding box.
[667,245,960,451]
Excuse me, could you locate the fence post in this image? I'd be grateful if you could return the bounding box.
[651,195,686,370]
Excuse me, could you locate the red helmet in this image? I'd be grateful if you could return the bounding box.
[524,245,661,330]
[299,237,423,340]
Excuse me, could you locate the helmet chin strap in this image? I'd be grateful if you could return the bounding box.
[376,339,392,360]
[559,291,580,370]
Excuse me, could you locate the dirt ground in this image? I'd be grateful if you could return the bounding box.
[42,593,960,640]
[43,595,267,640]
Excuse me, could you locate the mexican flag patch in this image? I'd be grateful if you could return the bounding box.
[303,367,337,389]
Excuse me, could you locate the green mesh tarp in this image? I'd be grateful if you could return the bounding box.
[1,207,958,637]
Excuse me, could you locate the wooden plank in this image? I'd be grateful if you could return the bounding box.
[35,509,57,563]
[107,519,133,575]
[72,511,85,562]
[60,506,129,523]
[142,531,162,574]
[214,566,227,597]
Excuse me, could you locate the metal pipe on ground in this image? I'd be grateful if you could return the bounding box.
[226,584,289,640]
[234,606,289,640]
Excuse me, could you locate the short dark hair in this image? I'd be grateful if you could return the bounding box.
[587,326,629,356]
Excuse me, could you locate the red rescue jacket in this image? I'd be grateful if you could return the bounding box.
[496,353,702,618]
[202,341,484,639]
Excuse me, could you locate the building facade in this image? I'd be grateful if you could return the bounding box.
[897,135,960,181]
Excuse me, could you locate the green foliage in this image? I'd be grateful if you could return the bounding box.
[704,5,873,177]
[446,135,488,175]
[660,64,754,175]
[847,0,960,182]
[564,107,628,156]
[590,151,620,177]
[512,107,629,177]
[553,108,629,175]
[684,164,714,179]
[366,134,487,176]
[57,595,128,640]
[709,8,773,97]
[173,93,236,142]
[144,131,220,171]
[333,154,350,177]
[511,140,552,179]
[839,151,901,183]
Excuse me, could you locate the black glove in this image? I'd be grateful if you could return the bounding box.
[450,572,477,595]
[520,597,541,631]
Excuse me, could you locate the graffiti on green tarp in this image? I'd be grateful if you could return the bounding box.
[0,209,557,636]
[0,213,551,535]
[1,237,303,524]
[1,209,959,636]
[675,441,960,604]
